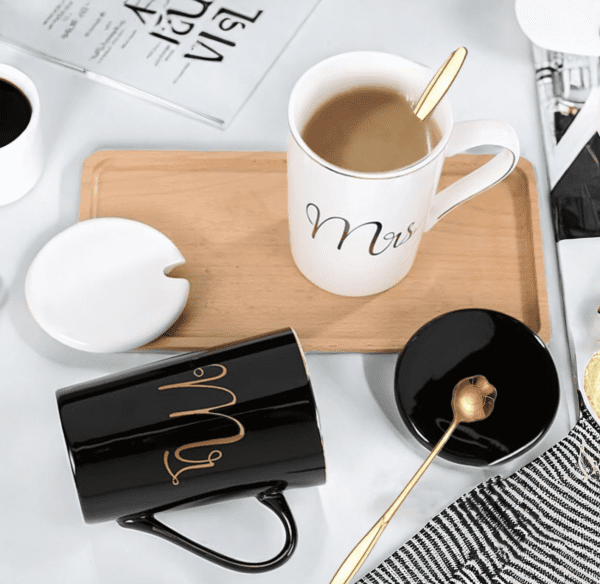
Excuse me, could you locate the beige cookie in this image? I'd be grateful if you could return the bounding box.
[583,350,600,419]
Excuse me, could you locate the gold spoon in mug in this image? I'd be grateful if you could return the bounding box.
[329,375,497,584]
[413,47,468,121]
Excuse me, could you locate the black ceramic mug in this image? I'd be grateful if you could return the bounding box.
[56,328,326,573]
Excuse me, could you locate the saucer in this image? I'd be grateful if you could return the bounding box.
[515,0,600,56]
[25,218,189,353]
[394,309,560,466]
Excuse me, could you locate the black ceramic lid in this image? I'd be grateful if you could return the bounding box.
[394,309,560,466]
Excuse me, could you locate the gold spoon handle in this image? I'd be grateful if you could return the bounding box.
[413,47,467,121]
[329,418,460,584]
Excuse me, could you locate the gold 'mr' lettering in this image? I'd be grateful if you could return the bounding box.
[159,364,245,485]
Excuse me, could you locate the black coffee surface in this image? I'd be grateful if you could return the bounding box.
[0,78,32,148]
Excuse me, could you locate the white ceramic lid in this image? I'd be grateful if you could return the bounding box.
[25,218,190,352]
[515,0,600,56]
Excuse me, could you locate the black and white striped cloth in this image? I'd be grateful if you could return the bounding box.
[358,403,600,584]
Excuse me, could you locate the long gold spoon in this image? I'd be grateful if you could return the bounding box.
[329,375,497,584]
[413,47,468,121]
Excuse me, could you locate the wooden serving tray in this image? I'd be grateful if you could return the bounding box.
[79,151,549,352]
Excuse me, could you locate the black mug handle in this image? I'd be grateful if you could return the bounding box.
[117,488,297,573]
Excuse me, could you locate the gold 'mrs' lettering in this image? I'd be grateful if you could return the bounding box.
[306,203,416,255]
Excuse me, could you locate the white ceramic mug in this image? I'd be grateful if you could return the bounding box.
[287,51,520,297]
[0,64,43,206]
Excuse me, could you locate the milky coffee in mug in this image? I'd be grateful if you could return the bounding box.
[302,85,441,173]
[287,51,520,297]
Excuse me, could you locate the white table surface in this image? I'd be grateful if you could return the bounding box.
[0,2,579,583]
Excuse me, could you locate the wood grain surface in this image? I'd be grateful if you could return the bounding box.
[79,151,549,352]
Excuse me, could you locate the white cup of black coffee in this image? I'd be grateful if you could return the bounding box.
[0,64,43,206]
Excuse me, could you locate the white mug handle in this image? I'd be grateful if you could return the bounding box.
[425,120,520,231]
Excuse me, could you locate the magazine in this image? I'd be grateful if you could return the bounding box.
[0,0,321,127]
[532,44,600,240]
